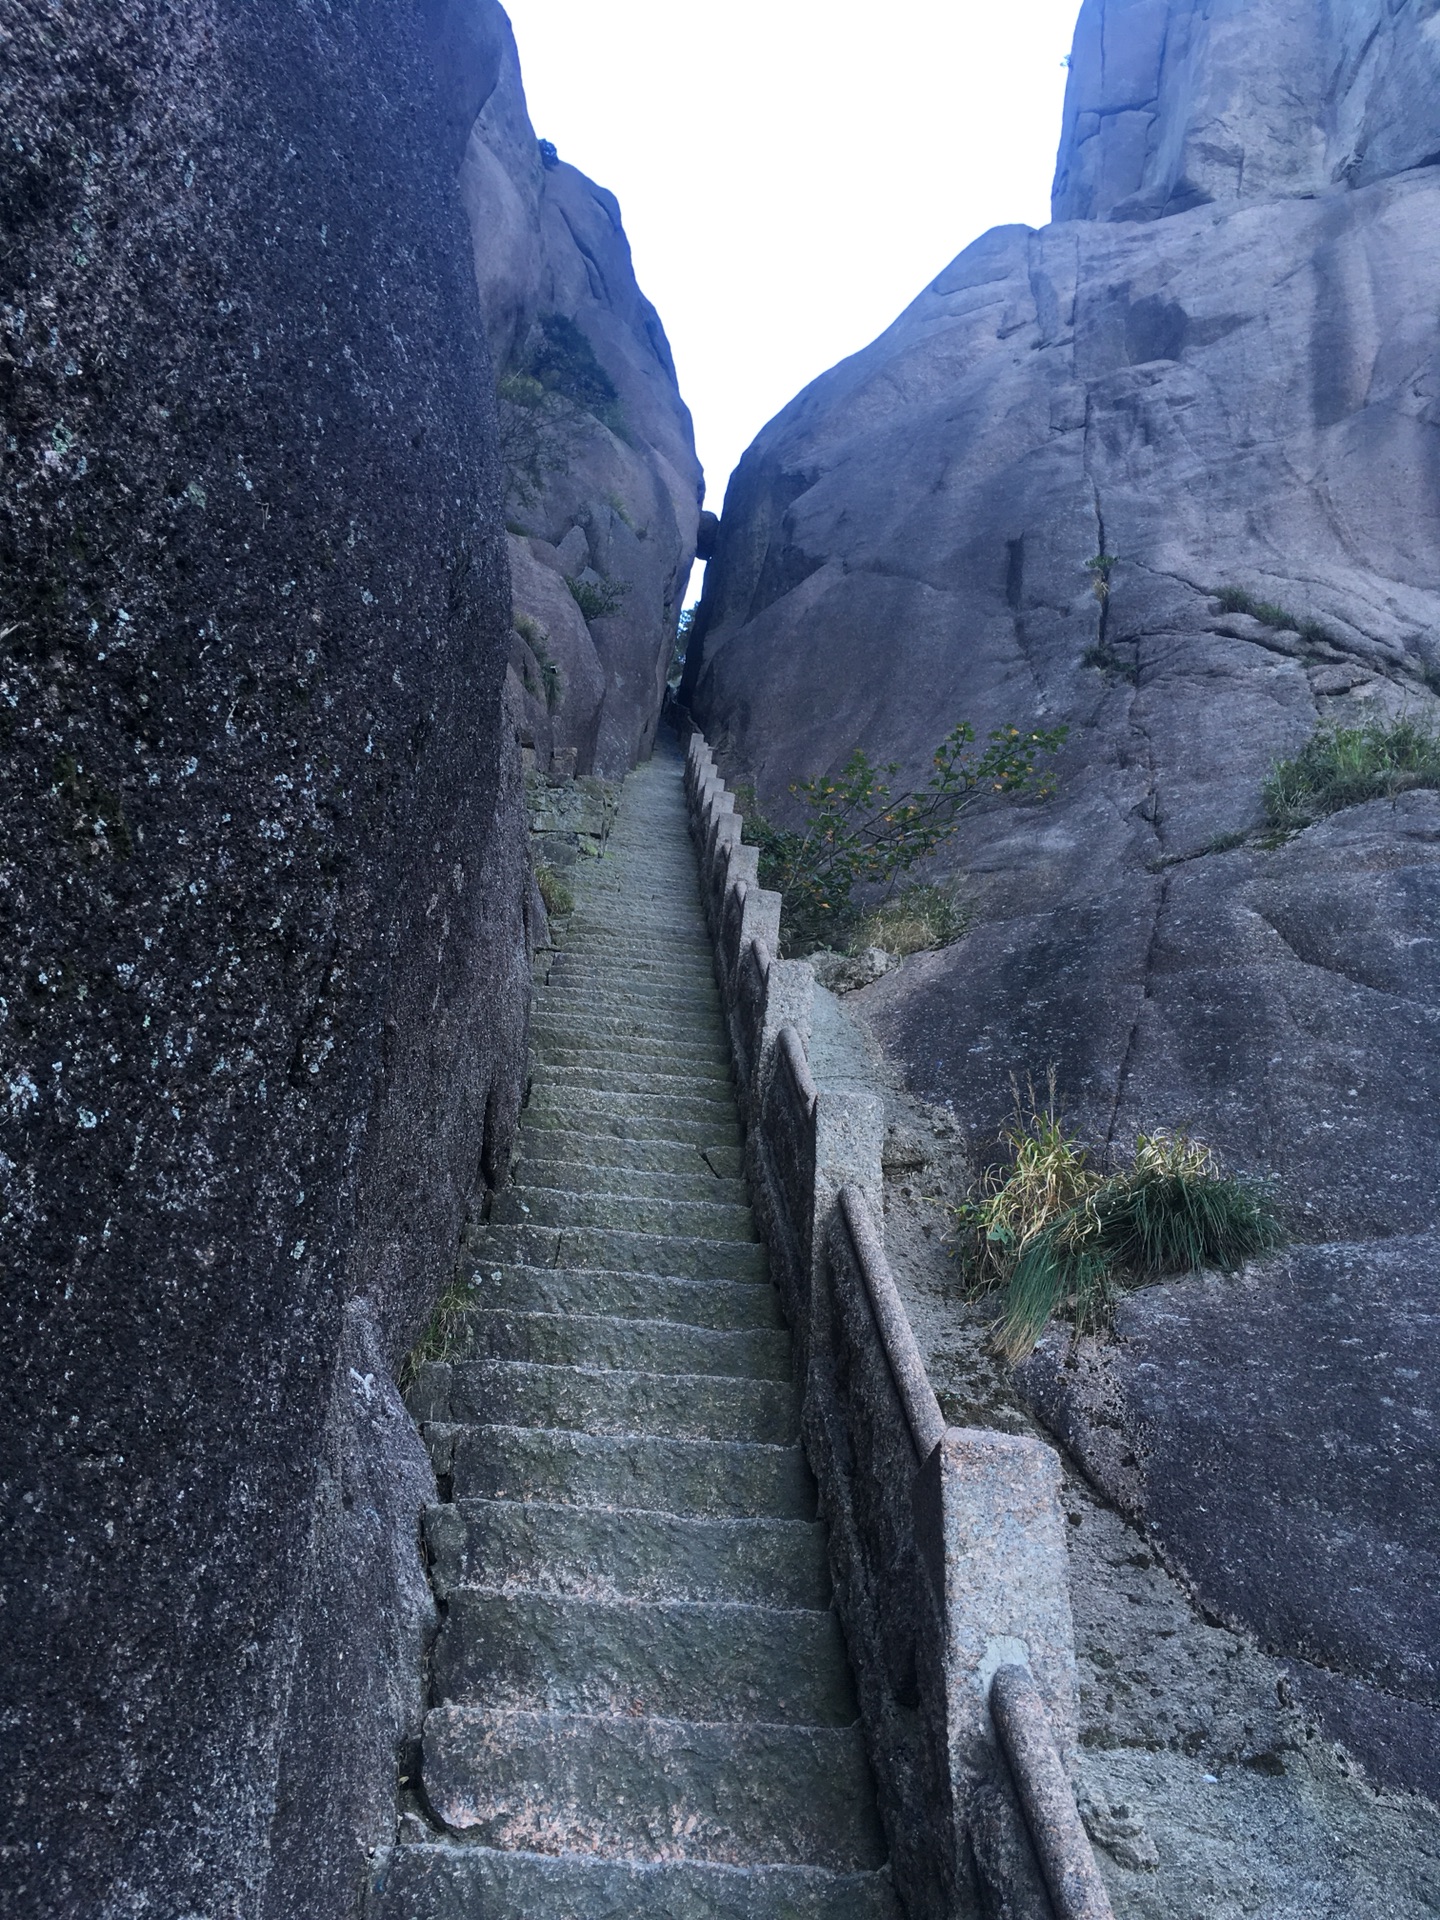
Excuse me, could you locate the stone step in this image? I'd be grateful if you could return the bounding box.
[423,1500,828,1607]
[552,935,715,963]
[512,1126,736,1177]
[420,1708,887,1871]
[530,1026,732,1067]
[530,1059,735,1097]
[441,1308,789,1380]
[436,1424,816,1519]
[519,1104,742,1153]
[514,1157,748,1206]
[473,1224,765,1283]
[456,1264,782,1331]
[536,975,722,1013]
[533,1039,733,1077]
[368,1843,901,1919]
[524,1083,739,1125]
[411,1360,797,1444]
[491,1187,758,1245]
[433,1591,856,1724]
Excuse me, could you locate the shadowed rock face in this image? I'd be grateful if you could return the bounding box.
[0,3,536,1914]
[460,15,702,777]
[688,0,1440,1797]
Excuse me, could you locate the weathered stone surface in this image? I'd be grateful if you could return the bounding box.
[1053,0,1440,222]
[462,13,702,776]
[0,4,540,1916]
[687,0,1440,1800]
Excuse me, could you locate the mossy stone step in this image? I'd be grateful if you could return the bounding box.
[367,1847,901,1920]
[491,1186,758,1245]
[423,1500,827,1607]
[411,1359,796,1444]
[443,1307,788,1379]
[433,1590,856,1724]
[475,1223,764,1282]
[457,1264,781,1331]
[437,1424,816,1519]
[421,1708,887,1870]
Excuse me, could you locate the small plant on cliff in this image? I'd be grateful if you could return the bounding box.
[957,1093,1284,1361]
[567,574,627,623]
[515,614,564,712]
[1263,713,1440,832]
[743,721,1067,954]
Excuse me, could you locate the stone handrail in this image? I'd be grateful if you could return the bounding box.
[679,724,1114,1920]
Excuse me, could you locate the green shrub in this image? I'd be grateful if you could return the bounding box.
[535,863,574,918]
[1263,714,1440,831]
[567,575,627,623]
[958,1107,1284,1361]
[741,722,1067,955]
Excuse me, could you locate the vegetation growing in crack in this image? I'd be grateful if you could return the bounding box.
[534,862,575,919]
[1083,641,1140,684]
[514,613,564,711]
[399,1276,475,1390]
[497,314,625,508]
[955,1086,1284,1361]
[737,721,1067,955]
[1263,713,1440,832]
[1085,552,1119,603]
[1214,585,1341,650]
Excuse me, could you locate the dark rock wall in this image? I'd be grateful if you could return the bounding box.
[0,3,533,1914]
[687,0,1440,1800]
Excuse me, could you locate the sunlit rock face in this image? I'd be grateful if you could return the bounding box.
[0,4,539,1915]
[461,13,702,777]
[688,0,1440,1796]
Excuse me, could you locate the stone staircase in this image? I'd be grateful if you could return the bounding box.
[369,746,901,1919]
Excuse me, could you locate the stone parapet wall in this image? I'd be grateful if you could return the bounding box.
[681,727,1113,1920]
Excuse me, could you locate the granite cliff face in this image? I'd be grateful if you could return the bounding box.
[461,12,701,776]
[0,4,684,1916]
[687,0,1440,1798]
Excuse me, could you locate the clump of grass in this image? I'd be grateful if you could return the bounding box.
[1214,586,1340,649]
[853,884,974,957]
[957,1095,1284,1361]
[1082,642,1140,684]
[535,862,574,918]
[1263,714,1440,831]
[399,1277,474,1391]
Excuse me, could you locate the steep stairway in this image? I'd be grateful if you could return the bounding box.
[370,744,900,1919]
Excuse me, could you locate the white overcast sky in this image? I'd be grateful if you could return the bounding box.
[501,0,1082,512]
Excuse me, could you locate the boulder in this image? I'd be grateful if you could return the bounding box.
[689,0,1440,1798]
[461,15,702,776]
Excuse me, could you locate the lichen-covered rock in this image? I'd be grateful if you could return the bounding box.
[687,0,1440,1799]
[0,3,535,1914]
[462,13,702,776]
